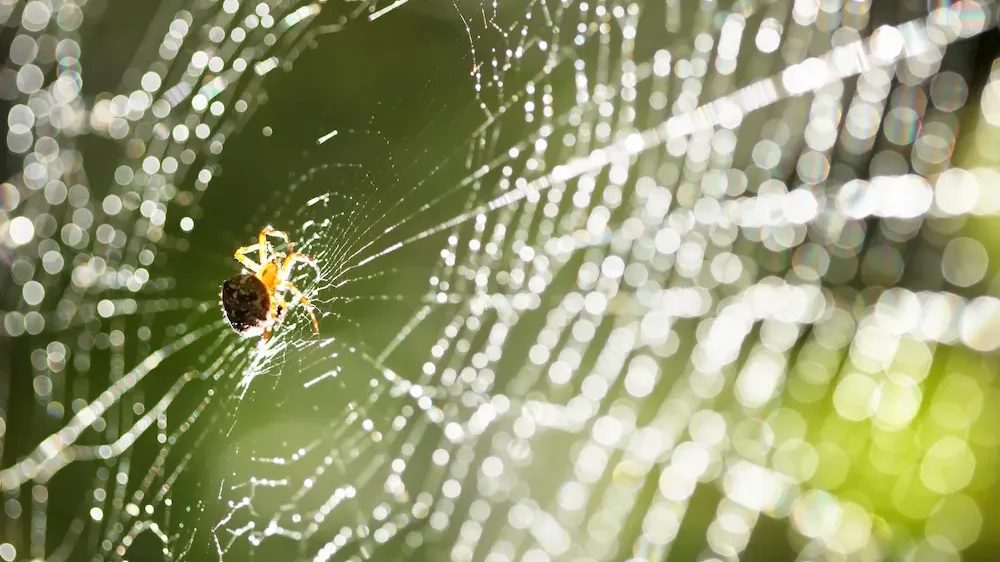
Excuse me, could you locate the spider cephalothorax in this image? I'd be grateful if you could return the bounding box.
[220,226,319,342]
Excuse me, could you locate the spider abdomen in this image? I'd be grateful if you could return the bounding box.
[221,273,271,337]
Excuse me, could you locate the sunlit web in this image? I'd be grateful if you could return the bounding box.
[2,0,1000,561]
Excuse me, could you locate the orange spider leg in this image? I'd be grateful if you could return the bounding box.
[259,292,288,344]
[258,226,291,263]
[233,243,262,272]
[278,252,319,283]
[279,281,319,333]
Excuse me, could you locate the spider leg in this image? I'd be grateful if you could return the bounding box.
[259,225,291,262]
[278,252,320,284]
[279,281,319,333]
[259,292,288,345]
[234,243,262,272]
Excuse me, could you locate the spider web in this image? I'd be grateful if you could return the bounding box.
[2,0,1000,561]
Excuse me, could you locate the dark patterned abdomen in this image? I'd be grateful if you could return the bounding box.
[220,273,271,336]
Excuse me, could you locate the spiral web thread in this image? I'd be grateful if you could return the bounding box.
[2,0,1000,561]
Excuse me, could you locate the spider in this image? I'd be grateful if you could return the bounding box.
[220,226,319,343]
